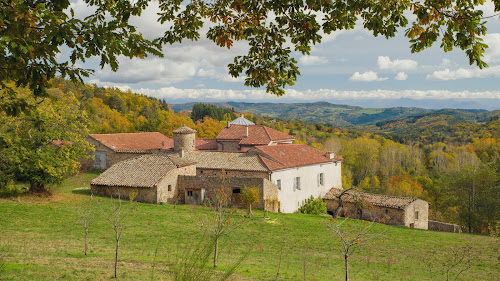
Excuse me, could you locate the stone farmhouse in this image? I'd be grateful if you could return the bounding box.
[90,123,343,213]
[323,188,429,229]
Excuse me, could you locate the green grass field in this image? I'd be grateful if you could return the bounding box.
[0,172,498,280]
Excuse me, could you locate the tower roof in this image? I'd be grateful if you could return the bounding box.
[229,116,255,125]
[173,125,196,134]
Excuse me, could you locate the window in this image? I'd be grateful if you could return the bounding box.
[187,190,193,196]
[232,188,241,194]
[294,177,301,191]
[168,185,172,192]
[415,211,419,220]
[318,173,324,186]
[385,209,389,214]
[276,179,281,190]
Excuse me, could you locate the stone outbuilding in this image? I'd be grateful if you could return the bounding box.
[323,188,429,230]
[90,154,195,203]
[87,132,173,170]
[215,124,295,152]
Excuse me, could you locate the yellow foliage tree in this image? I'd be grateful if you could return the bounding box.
[240,187,260,217]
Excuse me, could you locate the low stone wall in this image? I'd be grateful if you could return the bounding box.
[428,220,461,233]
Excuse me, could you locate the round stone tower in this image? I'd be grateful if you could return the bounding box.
[173,125,196,153]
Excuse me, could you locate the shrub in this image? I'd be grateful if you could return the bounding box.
[299,196,327,215]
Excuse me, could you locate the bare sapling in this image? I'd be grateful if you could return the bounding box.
[332,187,357,219]
[78,194,95,256]
[196,173,241,268]
[424,245,472,281]
[325,217,385,281]
[97,191,138,278]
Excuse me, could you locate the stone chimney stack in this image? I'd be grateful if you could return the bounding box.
[325,152,335,159]
[173,125,196,153]
[245,126,249,137]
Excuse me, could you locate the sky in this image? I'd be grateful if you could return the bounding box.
[70,0,500,109]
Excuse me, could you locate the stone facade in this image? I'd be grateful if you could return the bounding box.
[217,140,241,151]
[324,194,429,230]
[178,175,279,211]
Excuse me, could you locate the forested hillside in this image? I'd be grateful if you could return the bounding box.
[1,80,499,233]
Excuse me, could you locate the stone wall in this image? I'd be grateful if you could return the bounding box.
[324,198,406,226]
[156,169,180,204]
[178,175,279,211]
[91,185,157,203]
[403,199,429,229]
[428,220,461,233]
[197,168,269,179]
[217,140,240,151]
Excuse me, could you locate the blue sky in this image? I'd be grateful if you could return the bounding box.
[71,1,500,109]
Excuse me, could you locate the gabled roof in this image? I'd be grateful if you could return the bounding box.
[183,151,268,172]
[253,144,333,171]
[89,132,173,151]
[195,139,218,150]
[91,155,180,188]
[216,125,294,146]
[230,117,255,125]
[323,188,421,210]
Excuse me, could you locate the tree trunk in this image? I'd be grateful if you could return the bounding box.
[29,182,49,194]
[213,237,219,268]
[344,254,349,281]
[85,228,88,256]
[249,204,253,217]
[115,239,119,278]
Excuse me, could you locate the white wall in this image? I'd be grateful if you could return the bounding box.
[270,161,342,213]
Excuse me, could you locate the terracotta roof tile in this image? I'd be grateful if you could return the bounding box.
[183,151,268,172]
[216,125,294,146]
[195,139,218,150]
[323,188,421,209]
[90,155,178,188]
[253,144,333,171]
[89,132,173,151]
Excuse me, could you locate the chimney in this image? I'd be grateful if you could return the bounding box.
[227,122,231,128]
[325,152,335,159]
[245,125,249,137]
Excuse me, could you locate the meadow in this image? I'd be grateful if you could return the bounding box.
[0,172,498,280]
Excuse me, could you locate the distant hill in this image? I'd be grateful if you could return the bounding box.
[170,101,499,128]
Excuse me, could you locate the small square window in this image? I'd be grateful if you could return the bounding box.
[232,188,241,194]
[415,211,419,220]
[168,185,172,192]
[187,190,193,196]
[318,173,324,186]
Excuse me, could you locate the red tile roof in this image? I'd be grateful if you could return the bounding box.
[195,139,218,150]
[89,132,173,151]
[254,144,333,171]
[216,125,294,146]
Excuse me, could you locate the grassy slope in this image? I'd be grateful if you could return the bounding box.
[0,172,498,280]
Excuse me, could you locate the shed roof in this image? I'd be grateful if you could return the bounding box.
[216,125,294,146]
[229,117,255,125]
[253,144,333,171]
[323,188,420,210]
[91,154,183,188]
[183,151,268,172]
[89,132,173,151]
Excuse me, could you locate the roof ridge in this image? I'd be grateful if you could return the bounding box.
[262,126,272,141]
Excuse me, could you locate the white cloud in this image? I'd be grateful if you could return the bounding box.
[133,87,500,102]
[377,56,418,71]
[426,65,500,80]
[298,55,328,66]
[483,33,500,63]
[349,71,388,82]
[394,72,408,80]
